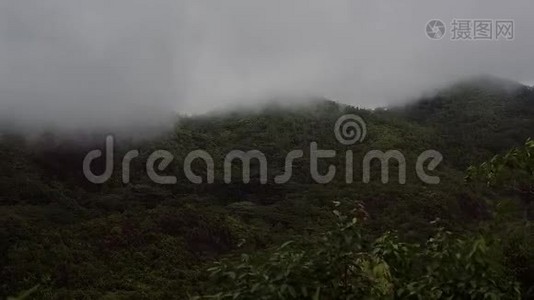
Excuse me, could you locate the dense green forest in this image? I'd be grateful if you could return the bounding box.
[1,78,534,299]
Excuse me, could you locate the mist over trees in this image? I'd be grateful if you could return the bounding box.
[1,79,534,298]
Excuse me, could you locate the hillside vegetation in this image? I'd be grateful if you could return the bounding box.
[1,79,534,299]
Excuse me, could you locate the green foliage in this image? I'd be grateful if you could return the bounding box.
[467,138,534,190]
[197,205,520,299]
[467,139,534,219]
[196,203,395,299]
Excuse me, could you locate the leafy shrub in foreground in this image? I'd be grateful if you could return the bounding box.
[196,203,520,299]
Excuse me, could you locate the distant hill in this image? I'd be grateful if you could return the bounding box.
[393,76,534,167]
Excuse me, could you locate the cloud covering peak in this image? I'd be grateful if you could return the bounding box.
[1,0,533,131]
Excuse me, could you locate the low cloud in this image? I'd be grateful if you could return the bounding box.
[1,0,533,132]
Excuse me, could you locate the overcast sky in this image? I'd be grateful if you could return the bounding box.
[1,0,533,130]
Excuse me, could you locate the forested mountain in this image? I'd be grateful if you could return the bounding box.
[394,77,534,168]
[1,78,534,299]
